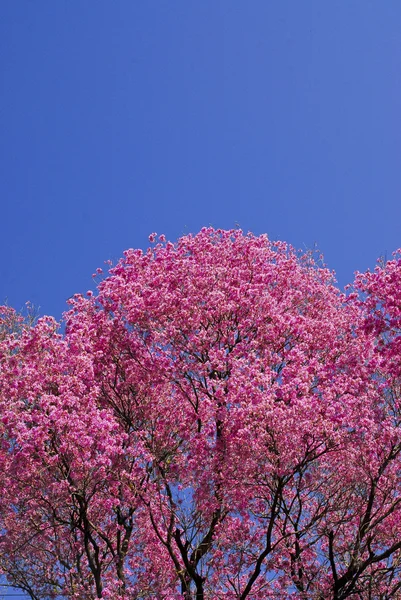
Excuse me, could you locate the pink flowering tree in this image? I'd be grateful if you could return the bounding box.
[1,229,401,599]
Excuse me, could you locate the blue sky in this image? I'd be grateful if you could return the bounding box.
[1,2,401,324]
[0,3,400,596]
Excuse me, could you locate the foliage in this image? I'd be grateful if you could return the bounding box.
[1,229,401,599]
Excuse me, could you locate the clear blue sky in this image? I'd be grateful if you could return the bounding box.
[1,2,401,324]
[0,3,400,596]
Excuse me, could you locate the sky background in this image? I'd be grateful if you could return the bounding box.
[0,2,400,597]
[1,2,401,325]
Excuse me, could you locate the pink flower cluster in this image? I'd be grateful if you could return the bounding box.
[1,229,401,599]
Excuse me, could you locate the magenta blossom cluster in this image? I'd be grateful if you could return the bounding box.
[1,228,401,600]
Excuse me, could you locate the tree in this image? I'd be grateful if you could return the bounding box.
[1,229,401,599]
[0,303,37,341]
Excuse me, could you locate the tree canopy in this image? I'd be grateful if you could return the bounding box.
[1,228,401,599]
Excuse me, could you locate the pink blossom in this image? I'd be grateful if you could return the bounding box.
[0,230,401,598]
